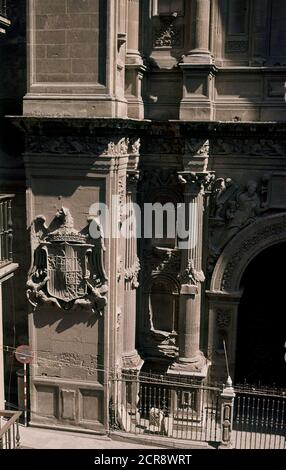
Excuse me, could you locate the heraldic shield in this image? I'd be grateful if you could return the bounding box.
[45,242,89,303]
[27,207,108,313]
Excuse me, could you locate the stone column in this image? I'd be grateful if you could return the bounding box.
[122,171,142,372]
[251,0,268,66]
[125,0,146,119]
[169,172,213,378]
[184,0,212,64]
[179,0,215,120]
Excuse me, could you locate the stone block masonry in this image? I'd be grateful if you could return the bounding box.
[34,0,100,84]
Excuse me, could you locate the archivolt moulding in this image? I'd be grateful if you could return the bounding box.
[210,213,286,293]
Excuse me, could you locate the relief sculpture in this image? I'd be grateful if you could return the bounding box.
[27,207,108,314]
[208,179,265,273]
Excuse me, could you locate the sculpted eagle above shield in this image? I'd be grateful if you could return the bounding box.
[27,207,108,314]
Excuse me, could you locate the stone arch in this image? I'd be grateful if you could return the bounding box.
[210,213,286,293]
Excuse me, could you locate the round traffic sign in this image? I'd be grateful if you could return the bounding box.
[15,345,33,364]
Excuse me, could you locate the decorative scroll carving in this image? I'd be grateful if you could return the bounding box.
[153,14,183,48]
[27,207,108,314]
[26,136,130,156]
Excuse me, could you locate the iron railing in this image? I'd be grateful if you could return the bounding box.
[0,411,21,449]
[0,195,14,266]
[0,0,7,18]
[233,386,286,449]
[110,373,222,445]
[109,372,286,449]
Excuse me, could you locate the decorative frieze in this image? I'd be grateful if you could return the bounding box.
[26,136,131,156]
[212,139,286,156]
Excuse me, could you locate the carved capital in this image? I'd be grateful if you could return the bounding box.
[178,259,205,287]
[178,171,215,195]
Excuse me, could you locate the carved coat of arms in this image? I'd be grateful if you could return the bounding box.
[27,207,108,314]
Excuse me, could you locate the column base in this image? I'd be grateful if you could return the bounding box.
[182,51,213,65]
[167,352,210,378]
[122,350,144,372]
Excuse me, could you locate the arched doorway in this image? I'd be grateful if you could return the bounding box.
[235,242,286,387]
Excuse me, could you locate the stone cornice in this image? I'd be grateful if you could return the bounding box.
[9,116,286,137]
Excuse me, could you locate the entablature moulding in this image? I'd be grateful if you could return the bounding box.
[9,117,286,155]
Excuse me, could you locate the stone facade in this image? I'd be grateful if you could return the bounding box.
[1,0,286,431]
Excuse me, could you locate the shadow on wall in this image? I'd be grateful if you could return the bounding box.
[0,0,27,116]
[33,305,101,333]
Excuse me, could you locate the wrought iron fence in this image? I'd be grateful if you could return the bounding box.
[233,384,286,449]
[0,410,21,449]
[0,0,7,18]
[110,373,286,449]
[0,195,14,266]
[110,373,222,445]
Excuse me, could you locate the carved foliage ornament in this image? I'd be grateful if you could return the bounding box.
[27,207,108,314]
[153,14,183,48]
